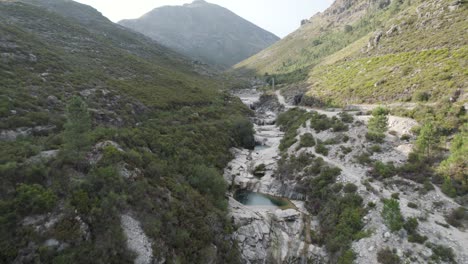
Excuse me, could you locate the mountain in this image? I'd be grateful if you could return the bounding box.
[0,0,253,263]
[119,0,280,68]
[235,0,467,106]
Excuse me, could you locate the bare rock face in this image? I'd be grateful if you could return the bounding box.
[229,199,326,264]
[120,214,153,264]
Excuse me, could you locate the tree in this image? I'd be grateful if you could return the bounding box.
[367,107,389,142]
[438,127,467,187]
[381,199,404,232]
[232,117,255,149]
[416,122,438,158]
[62,96,92,159]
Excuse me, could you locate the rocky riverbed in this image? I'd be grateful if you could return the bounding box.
[226,88,468,264]
[225,89,327,263]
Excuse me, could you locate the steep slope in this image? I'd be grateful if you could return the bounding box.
[235,0,467,105]
[0,0,252,263]
[119,0,279,68]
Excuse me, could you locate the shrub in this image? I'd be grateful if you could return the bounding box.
[297,133,316,150]
[426,243,456,263]
[337,249,356,264]
[232,117,255,149]
[445,207,467,228]
[415,122,438,158]
[62,96,92,160]
[377,248,401,264]
[408,233,428,244]
[253,164,266,178]
[391,193,400,200]
[437,129,467,187]
[369,145,382,153]
[340,146,352,154]
[354,152,373,165]
[367,107,389,142]
[188,165,227,210]
[15,184,57,215]
[381,199,404,232]
[407,202,418,209]
[441,177,457,198]
[343,183,358,193]
[414,91,430,102]
[344,25,353,33]
[366,132,385,143]
[315,141,329,156]
[400,134,411,141]
[403,217,418,234]
[339,112,354,123]
[370,161,396,178]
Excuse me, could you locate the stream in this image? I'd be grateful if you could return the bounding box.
[224,88,326,263]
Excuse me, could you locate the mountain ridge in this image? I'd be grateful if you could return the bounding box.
[119,0,280,68]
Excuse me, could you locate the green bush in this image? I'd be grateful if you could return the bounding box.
[366,132,386,143]
[445,207,467,228]
[232,117,255,149]
[62,96,92,160]
[370,161,396,178]
[188,165,227,210]
[340,146,352,154]
[316,141,329,156]
[426,243,456,263]
[377,248,401,264]
[354,152,372,165]
[381,199,404,232]
[403,217,418,234]
[297,133,316,150]
[343,183,358,193]
[369,145,382,153]
[339,112,354,123]
[407,202,418,209]
[407,233,428,244]
[253,164,266,178]
[367,107,389,142]
[15,184,57,215]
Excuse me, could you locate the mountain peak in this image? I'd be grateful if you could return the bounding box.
[119,1,279,67]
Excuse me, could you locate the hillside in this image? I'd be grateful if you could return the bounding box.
[235,0,467,106]
[0,0,253,263]
[119,0,279,68]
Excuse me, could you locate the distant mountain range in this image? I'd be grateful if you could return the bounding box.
[119,0,280,68]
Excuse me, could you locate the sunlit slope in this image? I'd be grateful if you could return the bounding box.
[235,0,467,105]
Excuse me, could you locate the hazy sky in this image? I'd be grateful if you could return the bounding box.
[74,0,333,37]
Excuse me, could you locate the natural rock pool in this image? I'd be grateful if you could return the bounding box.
[234,190,291,208]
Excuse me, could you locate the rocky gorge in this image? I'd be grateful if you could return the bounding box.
[225,87,468,264]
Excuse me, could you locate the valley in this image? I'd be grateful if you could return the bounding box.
[0,0,466,263]
[225,86,467,263]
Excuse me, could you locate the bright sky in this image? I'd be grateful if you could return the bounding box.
[74,0,333,38]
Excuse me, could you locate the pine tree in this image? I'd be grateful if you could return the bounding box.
[366,106,389,142]
[416,122,438,158]
[62,96,92,159]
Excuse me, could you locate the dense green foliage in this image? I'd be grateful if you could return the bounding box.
[0,1,254,263]
[277,108,313,152]
[366,107,389,143]
[62,96,92,162]
[277,108,348,153]
[377,248,401,264]
[381,199,404,232]
[296,133,316,150]
[426,243,456,263]
[438,127,467,187]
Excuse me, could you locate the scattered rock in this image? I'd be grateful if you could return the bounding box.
[121,214,153,264]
